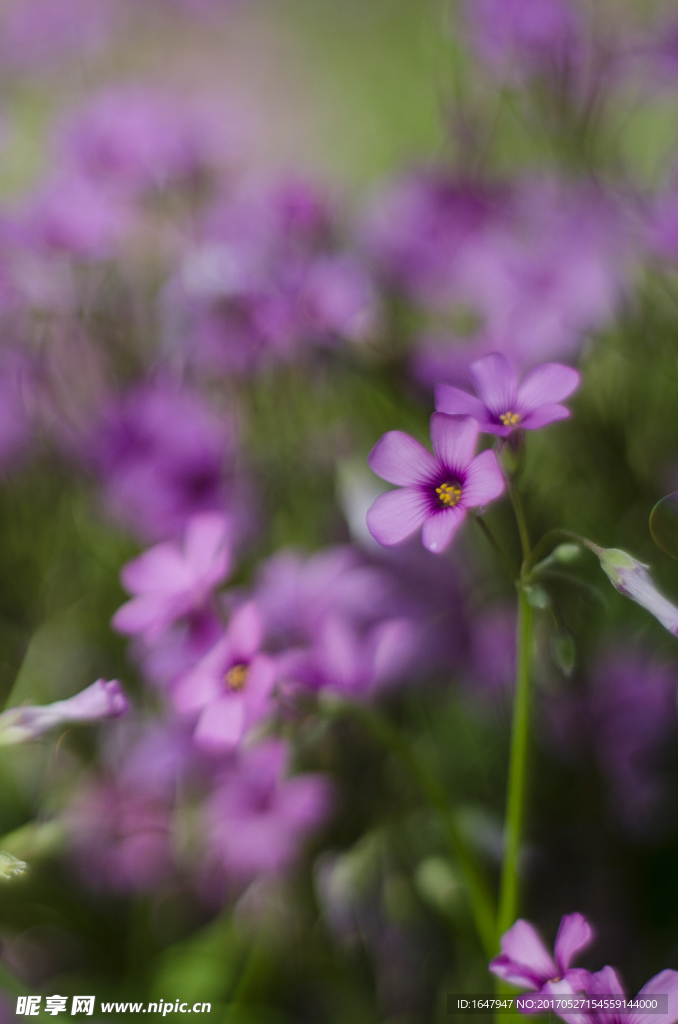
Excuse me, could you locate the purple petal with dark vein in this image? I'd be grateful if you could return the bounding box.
[368,430,438,486]
[421,506,465,553]
[520,404,570,430]
[517,363,580,414]
[469,352,517,416]
[461,449,505,507]
[430,413,478,473]
[366,488,429,546]
[434,383,488,421]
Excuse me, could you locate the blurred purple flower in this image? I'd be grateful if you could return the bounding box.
[11,174,133,260]
[0,679,127,745]
[255,545,389,647]
[205,739,331,880]
[367,173,631,372]
[489,913,593,991]
[56,85,233,196]
[590,649,677,832]
[468,603,516,697]
[171,177,375,372]
[278,615,416,700]
[66,778,173,893]
[465,0,582,78]
[113,513,232,642]
[0,0,119,74]
[436,352,579,435]
[132,609,224,693]
[92,378,241,542]
[173,601,277,753]
[366,415,504,553]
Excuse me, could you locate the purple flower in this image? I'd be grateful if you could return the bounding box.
[366,415,505,553]
[91,378,242,542]
[465,0,582,78]
[56,85,231,197]
[489,913,593,991]
[66,778,173,893]
[435,352,580,435]
[112,513,232,642]
[173,601,277,753]
[590,649,677,834]
[0,679,128,745]
[278,615,416,700]
[205,739,331,880]
[569,966,678,1024]
[255,545,389,647]
[12,174,132,259]
[590,546,678,636]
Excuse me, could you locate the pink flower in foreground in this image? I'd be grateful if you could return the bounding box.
[562,965,678,1024]
[173,601,276,753]
[366,415,504,553]
[435,353,580,436]
[112,513,231,642]
[0,679,127,745]
[489,914,593,992]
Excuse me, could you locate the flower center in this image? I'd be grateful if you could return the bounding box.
[224,663,248,691]
[436,481,462,507]
[499,411,521,426]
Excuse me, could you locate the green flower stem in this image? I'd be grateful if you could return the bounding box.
[506,478,531,566]
[474,517,519,579]
[329,700,497,960]
[496,584,533,944]
[523,528,589,575]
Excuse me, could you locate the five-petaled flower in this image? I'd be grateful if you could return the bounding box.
[435,352,580,436]
[172,600,277,752]
[366,414,505,553]
[489,913,593,992]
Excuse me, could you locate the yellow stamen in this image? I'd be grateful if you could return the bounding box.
[436,482,462,507]
[224,663,248,691]
[499,411,521,426]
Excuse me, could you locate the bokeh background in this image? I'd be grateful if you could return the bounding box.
[0,0,677,1021]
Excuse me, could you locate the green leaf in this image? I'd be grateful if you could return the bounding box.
[650,493,678,560]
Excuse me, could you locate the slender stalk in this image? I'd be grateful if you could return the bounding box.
[506,478,531,566]
[330,700,497,959]
[523,528,589,575]
[474,517,519,579]
[496,585,533,941]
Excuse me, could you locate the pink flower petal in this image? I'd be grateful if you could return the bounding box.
[632,971,678,1024]
[491,919,558,987]
[430,414,479,473]
[366,488,429,546]
[421,506,466,553]
[469,353,517,417]
[183,512,232,581]
[194,695,245,751]
[517,363,580,414]
[520,403,570,430]
[245,653,278,712]
[434,383,488,422]
[461,449,505,507]
[554,913,593,974]
[120,543,191,595]
[227,601,263,661]
[367,430,438,486]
